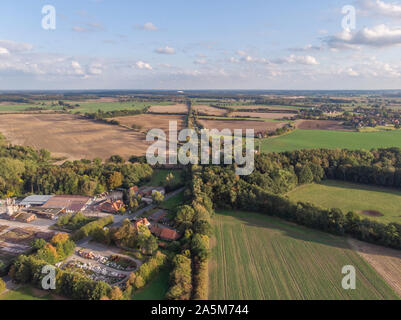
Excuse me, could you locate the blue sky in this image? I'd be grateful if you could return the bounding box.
[1,0,401,89]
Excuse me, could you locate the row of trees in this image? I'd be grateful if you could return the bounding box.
[0,143,153,197]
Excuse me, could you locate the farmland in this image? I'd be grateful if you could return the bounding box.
[111,114,185,134]
[148,104,188,114]
[198,118,286,132]
[0,100,174,114]
[261,129,401,153]
[0,113,150,160]
[286,180,401,224]
[209,210,399,300]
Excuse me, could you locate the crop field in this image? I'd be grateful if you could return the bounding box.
[286,180,401,224]
[112,114,185,134]
[209,210,399,300]
[148,104,187,114]
[0,113,151,160]
[198,118,286,132]
[0,100,173,114]
[261,129,401,153]
[230,112,296,119]
[295,120,349,130]
[193,105,228,116]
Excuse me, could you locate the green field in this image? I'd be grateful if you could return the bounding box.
[132,269,170,300]
[161,191,184,212]
[261,129,401,153]
[209,210,399,300]
[148,169,185,187]
[0,285,58,300]
[287,180,401,224]
[0,101,174,114]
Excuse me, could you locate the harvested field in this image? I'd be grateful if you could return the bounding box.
[0,113,154,160]
[112,114,185,134]
[348,239,401,297]
[193,105,228,116]
[230,112,296,120]
[295,120,348,130]
[148,104,188,114]
[198,118,286,133]
[210,210,399,300]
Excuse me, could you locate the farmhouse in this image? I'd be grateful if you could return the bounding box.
[150,224,180,241]
[97,200,125,214]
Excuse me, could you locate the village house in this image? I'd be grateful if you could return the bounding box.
[97,199,125,213]
[150,224,180,241]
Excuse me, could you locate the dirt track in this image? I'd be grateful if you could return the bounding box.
[348,238,401,297]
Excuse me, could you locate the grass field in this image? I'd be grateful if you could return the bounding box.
[209,210,399,300]
[161,191,185,212]
[148,169,185,187]
[132,269,170,300]
[0,285,59,300]
[286,180,401,224]
[261,129,401,153]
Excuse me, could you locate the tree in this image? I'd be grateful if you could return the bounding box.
[175,205,195,230]
[0,278,6,294]
[152,191,164,204]
[107,171,123,190]
[109,286,123,300]
[297,165,314,184]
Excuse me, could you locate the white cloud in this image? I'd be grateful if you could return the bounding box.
[135,61,153,70]
[136,22,158,31]
[274,54,319,65]
[0,47,10,55]
[194,59,207,65]
[327,24,401,48]
[88,63,103,75]
[155,46,176,54]
[0,40,33,53]
[358,0,401,18]
[71,61,85,75]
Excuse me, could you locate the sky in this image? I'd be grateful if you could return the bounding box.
[1,0,401,90]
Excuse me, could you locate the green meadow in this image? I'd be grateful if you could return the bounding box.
[286,180,401,224]
[261,129,401,153]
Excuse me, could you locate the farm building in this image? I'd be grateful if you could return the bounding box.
[11,212,37,223]
[150,224,180,241]
[19,195,53,207]
[97,200,125,213]
[28,208,64,220]
[40,195,92,212]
